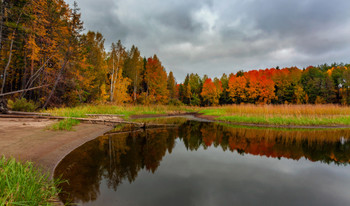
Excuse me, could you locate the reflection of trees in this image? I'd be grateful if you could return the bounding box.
[55,128,178,204]
[178,121,350,165]
[55,121,350,204]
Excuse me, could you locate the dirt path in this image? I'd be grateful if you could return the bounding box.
[0,118,113,177]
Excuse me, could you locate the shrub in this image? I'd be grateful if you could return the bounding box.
[8,98,38,112]
[168,99,184,106]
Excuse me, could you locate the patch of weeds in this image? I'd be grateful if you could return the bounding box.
[50,118,80,131]
[0,156,63,206]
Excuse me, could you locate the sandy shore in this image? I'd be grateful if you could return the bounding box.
[0,118,113,177]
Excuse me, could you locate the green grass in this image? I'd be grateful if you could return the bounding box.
[45,104,198,119]
[49,118,80,131]
[0,156,62,206]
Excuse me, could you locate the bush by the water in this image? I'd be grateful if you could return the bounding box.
[8,98,38,112]
[0,156,61,205]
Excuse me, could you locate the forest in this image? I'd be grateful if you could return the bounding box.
[1,0,350,108]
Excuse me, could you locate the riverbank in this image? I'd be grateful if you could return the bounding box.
[44,104,350,128]
[0,118,113,176]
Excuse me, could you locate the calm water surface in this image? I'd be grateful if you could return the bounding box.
[55,121,350,206]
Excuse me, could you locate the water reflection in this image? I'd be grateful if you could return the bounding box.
[180,122,350,164]
[55,121,350,205]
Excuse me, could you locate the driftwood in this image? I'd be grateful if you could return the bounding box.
[104,129,145,136]
[0,114,136,123]
[86,114,125,117]
[104,124,178,135]
[0,114,66,120]
[0,114,145,127]
[7,111,51,116]
[103,125,179,136]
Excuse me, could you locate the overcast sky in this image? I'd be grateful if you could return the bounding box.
[66,0,350,82]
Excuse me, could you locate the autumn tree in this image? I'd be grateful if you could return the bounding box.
[201,78,222,106]
[244,70,276,104]
[227,75,247,104]
[124,45,143,102]
[108,41,130,104]
[78,31,107,103]
[144,55,169,104]
[167,71,177,100]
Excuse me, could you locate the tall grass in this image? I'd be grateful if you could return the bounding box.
[200,104,350,126]
[200,104,350,116]
[0,156,62,206]
[45,104,199,118]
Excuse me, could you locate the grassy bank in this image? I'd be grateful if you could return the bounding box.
[0,156,61,205]
[44,104,350,126]
[200,104,350,126]
[46,104,198,119]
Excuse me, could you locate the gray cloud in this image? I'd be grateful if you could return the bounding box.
[67,0,350,82]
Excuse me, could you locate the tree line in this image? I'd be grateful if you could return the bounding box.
[1,0,350,107]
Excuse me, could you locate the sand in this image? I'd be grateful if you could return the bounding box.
[0,118,113,177]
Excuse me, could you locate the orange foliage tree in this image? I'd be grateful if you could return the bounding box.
[227,75,247,103]
[201,78,222,106]
[245,70,276,104]
[144,55,169,104]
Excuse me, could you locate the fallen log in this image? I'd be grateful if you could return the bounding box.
[0,114,65,119]
[103,126,179,136]
[104,129,145,136]
[7,111,51,116]
[0,114,143,126]
[0,84,50,97]
[86,114,125,117]
[0,113,182,129]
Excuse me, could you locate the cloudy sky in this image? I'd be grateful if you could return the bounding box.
[66,0,350,82]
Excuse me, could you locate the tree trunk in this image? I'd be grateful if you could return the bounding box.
[1,33,15,94]
[1,12,22,94]
[134,73,137,102]
[0,0,4,53]
[42,55,68,108]
[110,53,115,102]
[21,54,55,98]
